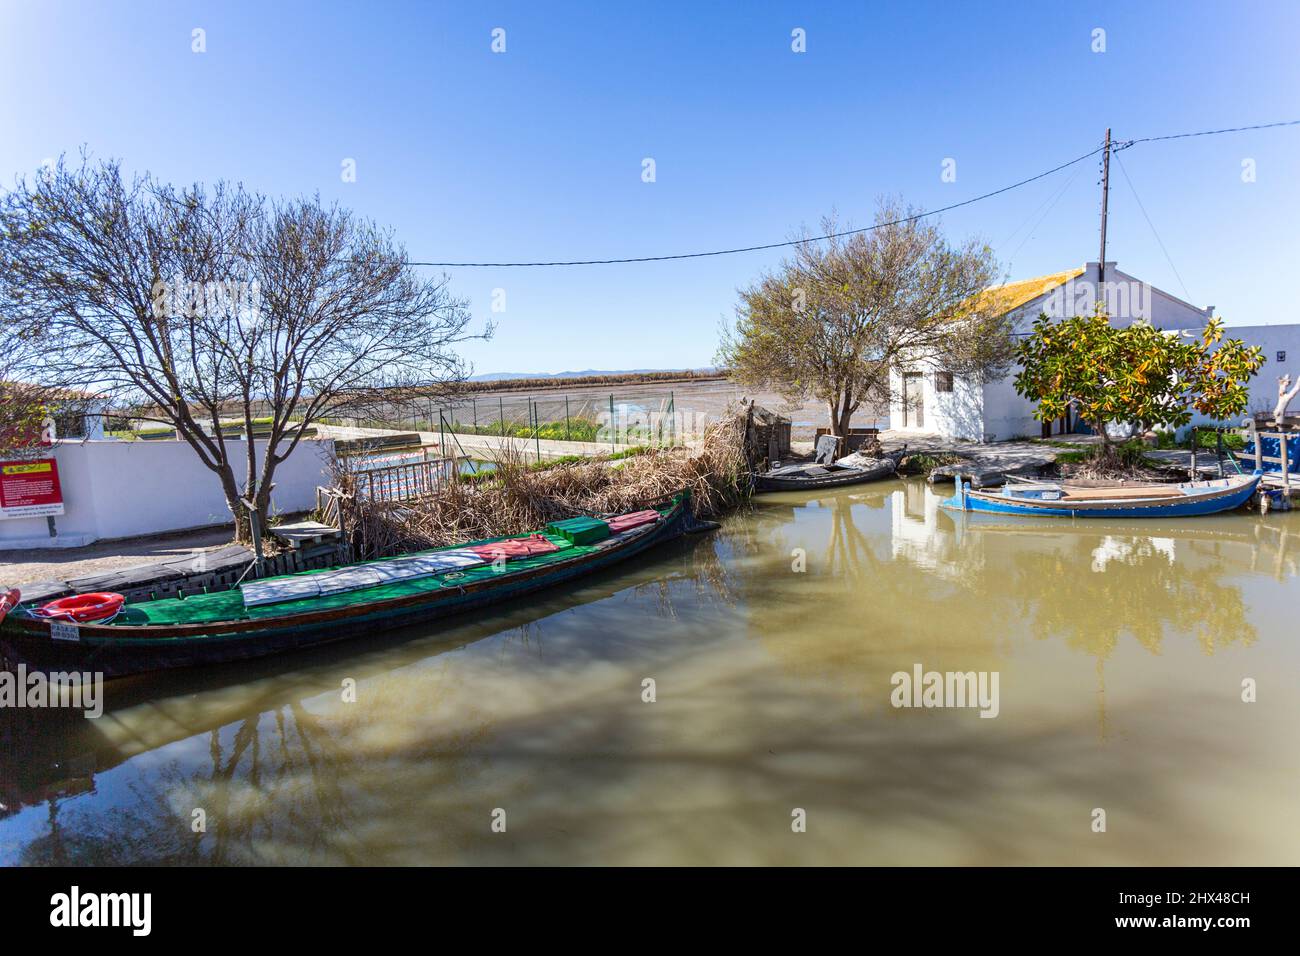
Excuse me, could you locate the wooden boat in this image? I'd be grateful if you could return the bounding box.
[0,494,690,679]
[754,449,903,493]
[941,472,1261,518]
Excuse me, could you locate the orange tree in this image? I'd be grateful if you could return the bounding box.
[1013,308,1263,446]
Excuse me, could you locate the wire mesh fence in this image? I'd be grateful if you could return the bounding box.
[326,387,738,451]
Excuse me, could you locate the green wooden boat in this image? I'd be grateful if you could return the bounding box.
[0,494,690,679]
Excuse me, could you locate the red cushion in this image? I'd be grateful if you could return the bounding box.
[466,534,560,560]
[606,510,660,533]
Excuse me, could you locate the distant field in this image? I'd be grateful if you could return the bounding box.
[458,375,888,441]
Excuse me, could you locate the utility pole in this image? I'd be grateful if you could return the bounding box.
[1098,127,1111,288]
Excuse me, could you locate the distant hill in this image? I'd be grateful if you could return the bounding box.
[458,368,725,393]
[470,368,710,381]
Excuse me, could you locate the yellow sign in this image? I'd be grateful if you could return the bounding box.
[1,462,52,476]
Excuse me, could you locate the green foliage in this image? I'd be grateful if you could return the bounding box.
[1014,308,1264,440]
[1186,429,1245,451]
[450,418,602,442]
[897,452,960,476]
[0,383,49,453]
[457,445,654,486]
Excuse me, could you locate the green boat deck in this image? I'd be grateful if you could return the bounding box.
[105,498,678,628]
[113,531,595,627]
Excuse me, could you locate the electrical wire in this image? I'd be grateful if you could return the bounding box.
[155,117,1300,268]
[1113,150,1193,302]
[406,144,1111,267]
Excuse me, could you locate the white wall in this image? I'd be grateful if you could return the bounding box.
[877,262,1297,442]
[889,366,985,441]
[1188,324,1300,426]
[0,438,336,550]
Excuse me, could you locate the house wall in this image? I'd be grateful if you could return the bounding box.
[889,366,985,441]
[887,261,1300,439]
[0,438,336,550]
[1033,262,1213,329]
[1189,324,1300,425]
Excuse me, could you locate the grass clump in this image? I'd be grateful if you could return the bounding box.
[333,415,749,559]
[897,452,960,476]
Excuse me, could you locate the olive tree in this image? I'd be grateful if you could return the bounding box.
[717,200,1012,438]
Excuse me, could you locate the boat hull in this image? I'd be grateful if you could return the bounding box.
[942,474,1260,518]
[754,460,895,493]
[1,498,689,678]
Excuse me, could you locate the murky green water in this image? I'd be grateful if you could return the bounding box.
[3,479,1298,865]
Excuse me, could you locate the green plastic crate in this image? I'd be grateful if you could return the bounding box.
[546,516,610,545]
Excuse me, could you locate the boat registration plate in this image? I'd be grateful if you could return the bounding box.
[50,621,80,642]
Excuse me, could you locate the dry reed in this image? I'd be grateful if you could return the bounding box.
[331,409,751,559]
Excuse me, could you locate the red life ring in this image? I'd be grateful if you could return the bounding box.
[0,588,20,625]
[37,592,126,623]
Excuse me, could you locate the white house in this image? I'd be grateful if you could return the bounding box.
[889,260,1300,441]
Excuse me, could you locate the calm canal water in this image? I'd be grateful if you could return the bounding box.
[2,479,1298,865]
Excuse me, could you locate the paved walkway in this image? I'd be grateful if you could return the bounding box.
[0,526,238,589]
[876,430,1079,486]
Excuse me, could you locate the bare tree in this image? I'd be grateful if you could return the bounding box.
[0,155,486,541]
[716,200,1012,438]
[1273,373,1300,425]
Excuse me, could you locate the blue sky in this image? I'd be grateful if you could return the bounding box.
[2,0,1298,374]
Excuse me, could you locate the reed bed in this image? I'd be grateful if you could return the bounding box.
[332,409,751,560]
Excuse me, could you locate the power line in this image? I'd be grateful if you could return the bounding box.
[1119,118,1300,147]
[407,144,1112,267]
[1113,150,1193,302]
[154,117,1300,269]
[1004,162,1087,268]
[413,118,1298,267]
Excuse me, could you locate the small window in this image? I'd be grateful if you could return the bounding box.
[1278,351,1287,363]
[936,371,954,393]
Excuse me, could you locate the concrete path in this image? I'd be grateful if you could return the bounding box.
[0,525,239,589]
[876,430,1074,486]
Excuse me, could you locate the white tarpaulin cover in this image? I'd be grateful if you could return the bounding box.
[315,566,385,595]
[241,576,323,607]
[242,550,488,607]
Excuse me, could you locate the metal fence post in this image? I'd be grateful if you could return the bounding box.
[565,395,571,442]
[499,396,505,438]
[609,394,616,452]
[1283,432,1291,497]
[532,400,541,463]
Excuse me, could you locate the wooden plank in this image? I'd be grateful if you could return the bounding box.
[1060,486,1186,501]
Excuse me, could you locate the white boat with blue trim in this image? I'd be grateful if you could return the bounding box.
[942,472,1261,518]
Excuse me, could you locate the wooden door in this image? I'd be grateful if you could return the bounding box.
[903,373,924,428]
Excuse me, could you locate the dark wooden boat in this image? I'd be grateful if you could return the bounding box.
[754,450,902,493]
[0,494,690,679]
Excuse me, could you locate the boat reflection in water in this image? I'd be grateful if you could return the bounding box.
[3,481,1298,865]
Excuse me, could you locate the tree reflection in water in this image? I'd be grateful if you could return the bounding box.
[2,482,1295,865]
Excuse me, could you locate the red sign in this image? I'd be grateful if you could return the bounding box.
[0,458,65,519]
